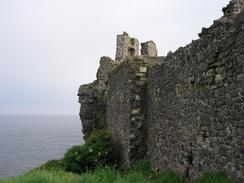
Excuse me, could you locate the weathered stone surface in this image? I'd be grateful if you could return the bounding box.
[78,56,114,140]
[78,83,98,140]
[139,66,147,73]
[107,2,244,182]
[107,57,155,167]
[78,82,107,140]
[221,0,244,21]
[97,56,114,91]
[147,8,244,182]
[115,32,140,61]
[141,41,158,57]
[78,1,244,182]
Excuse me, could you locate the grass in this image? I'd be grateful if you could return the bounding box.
[0,166,237,183]
[0,170,80,183]
[37,160,64,171]
[190,171,237,183]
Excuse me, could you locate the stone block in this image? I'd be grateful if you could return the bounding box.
[131,109,140,115]
[206,69,215,77]
[215,74,224,83]
[176,84,182,96]
[135,95,141,101]
[136,81,146,86]
[136,72,146,77]
[139,67,147,73]
[236,73,243,81]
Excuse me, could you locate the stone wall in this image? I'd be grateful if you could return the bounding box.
[141,41,158,57]
[146,8,244,182]
[115,32,140,61]
[220,0,244,22]
[106,1,244,182]
[96,56,114,91]
[78,0,244,182]
[107,58,154,166]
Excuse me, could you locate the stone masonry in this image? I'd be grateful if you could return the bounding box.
[96,56,114,91]
[115,32,140,61]
[78,1,244,182]
[141,41,158,57]
[146,7,244,180]
[220,0,244,21]
[107,57,155,166]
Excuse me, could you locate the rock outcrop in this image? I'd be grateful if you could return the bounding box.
[78,57,114,140]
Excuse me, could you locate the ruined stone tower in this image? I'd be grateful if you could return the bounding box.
[115,32,139,61]
[141,41,158,57]
[115,32,158,61]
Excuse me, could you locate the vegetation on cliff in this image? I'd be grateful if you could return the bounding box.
[62,130,117,174]
[38,130,117,174]
[0,162,237,183]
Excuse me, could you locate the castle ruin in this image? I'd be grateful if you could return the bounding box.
[115,32,140,61]
[78,1,244,182]
[115,32,158,61]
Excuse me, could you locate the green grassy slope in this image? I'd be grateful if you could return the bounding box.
[0,168,237,183]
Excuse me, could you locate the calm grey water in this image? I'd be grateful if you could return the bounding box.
[0,114,83,179]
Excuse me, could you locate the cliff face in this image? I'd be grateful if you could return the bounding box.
[78,1,244,182]
[78,57,114,140]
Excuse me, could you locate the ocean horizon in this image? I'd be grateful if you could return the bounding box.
[0,114,83,179]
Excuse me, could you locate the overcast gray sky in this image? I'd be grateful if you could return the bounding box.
[0,0,230,115]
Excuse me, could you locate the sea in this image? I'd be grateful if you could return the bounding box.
[0,114,84,179]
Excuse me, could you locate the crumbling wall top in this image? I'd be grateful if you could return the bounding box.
[218,0,244,22]
[141,41,158,57]
[115,32,139,61]
[96,56,114,91]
